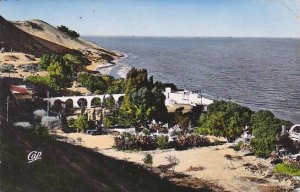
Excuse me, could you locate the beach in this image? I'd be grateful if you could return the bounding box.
[93,55,132,79]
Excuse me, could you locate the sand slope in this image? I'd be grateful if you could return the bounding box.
[13,19,123,63]
[0,16,67,57]
[1,15,124,78]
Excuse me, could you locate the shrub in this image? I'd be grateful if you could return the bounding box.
[74,116,88,132]
[33,109,47,119]
[165,155,180,172]
[174,134,211,150]
[233,141,244,151]
[165,155,180,165]
[250,110,282,157]
[57,25,80,38]
[32,124,49,137]
[274,161,300,176]
[196,127,210,135]
[41,116,61,130]
[103,116,114,128]
[250,137,275,158]
[13,122,32,129]
[114,133,210,151]
[114,134,156,151]
[67,118,75,128]
[143,153,153,166]
[156,136,169,149]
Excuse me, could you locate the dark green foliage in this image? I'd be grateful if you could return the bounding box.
[67,118,75,128]
[174,107,190,129]
[57,25,80,38]
[274,161,300,176]
[103,116,115,128]
[120,68,168,126]
[77,73,124,94]
[156,136,169,149]
[153,81,177,91]
[103,95,116,110]
[196,101,253,141]
[39,54,64,70]
[114,133,211,151]
[250,110,283,157]
[74,115,88,132]
[29,53,85,92]
[233,141,244,151]
[143,153,153,166]
[190,105,204,126]
[27,75,60,92]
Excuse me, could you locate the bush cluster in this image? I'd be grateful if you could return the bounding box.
[77,73,124,94]
[114,134,156,151]
[57,25,80,38]
[114,133,211,151]
[173,134,211,150]
[274,160,300,176]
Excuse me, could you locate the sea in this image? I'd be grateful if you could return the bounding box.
[84,36,300,123]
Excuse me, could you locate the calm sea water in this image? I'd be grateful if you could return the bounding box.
[84,37,300,123]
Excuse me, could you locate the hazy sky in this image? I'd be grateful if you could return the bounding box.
[1,0,300,37]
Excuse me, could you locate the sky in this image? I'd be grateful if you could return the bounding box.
[1,0,300,37]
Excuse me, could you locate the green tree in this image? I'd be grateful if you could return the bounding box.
[47,62,71,89]
[103,95,116,110]
[250,110,281,157]
[74,116,88,132]
[103,116,114,128]
[196,101,253,141]
[63,54,84,78]
[57,25,80,38]
[120,68,168,126]
[174,107,190,129]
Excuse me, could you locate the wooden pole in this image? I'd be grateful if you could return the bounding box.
[6,96,9,123]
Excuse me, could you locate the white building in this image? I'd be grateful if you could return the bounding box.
[163,87,213,107]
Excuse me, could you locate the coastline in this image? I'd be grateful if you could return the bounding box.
[94,52,132,78]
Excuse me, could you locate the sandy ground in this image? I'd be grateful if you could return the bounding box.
[57,132,292,191]
[66,81,90,94]
[0,52,47,78]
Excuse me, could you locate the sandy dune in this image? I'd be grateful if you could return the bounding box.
[57,132,292,191]
[1,16,123,79]
[13,19,123,71]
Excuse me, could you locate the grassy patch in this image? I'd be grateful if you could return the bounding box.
[274,163,300,176]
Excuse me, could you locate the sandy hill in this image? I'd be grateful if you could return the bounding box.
[0,15,70,57]
[0,15,122,69]
[13,19,122,63]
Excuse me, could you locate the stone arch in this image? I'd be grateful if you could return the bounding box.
[117,96,124,106]
[103,95,115,109]
[53,99,63,111]
[77,98,87,109]
[65,99,73,109]
[91,97,101,108]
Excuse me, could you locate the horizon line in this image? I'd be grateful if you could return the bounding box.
[82,35,300,39]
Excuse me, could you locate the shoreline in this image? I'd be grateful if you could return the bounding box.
[95,52,131,78]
